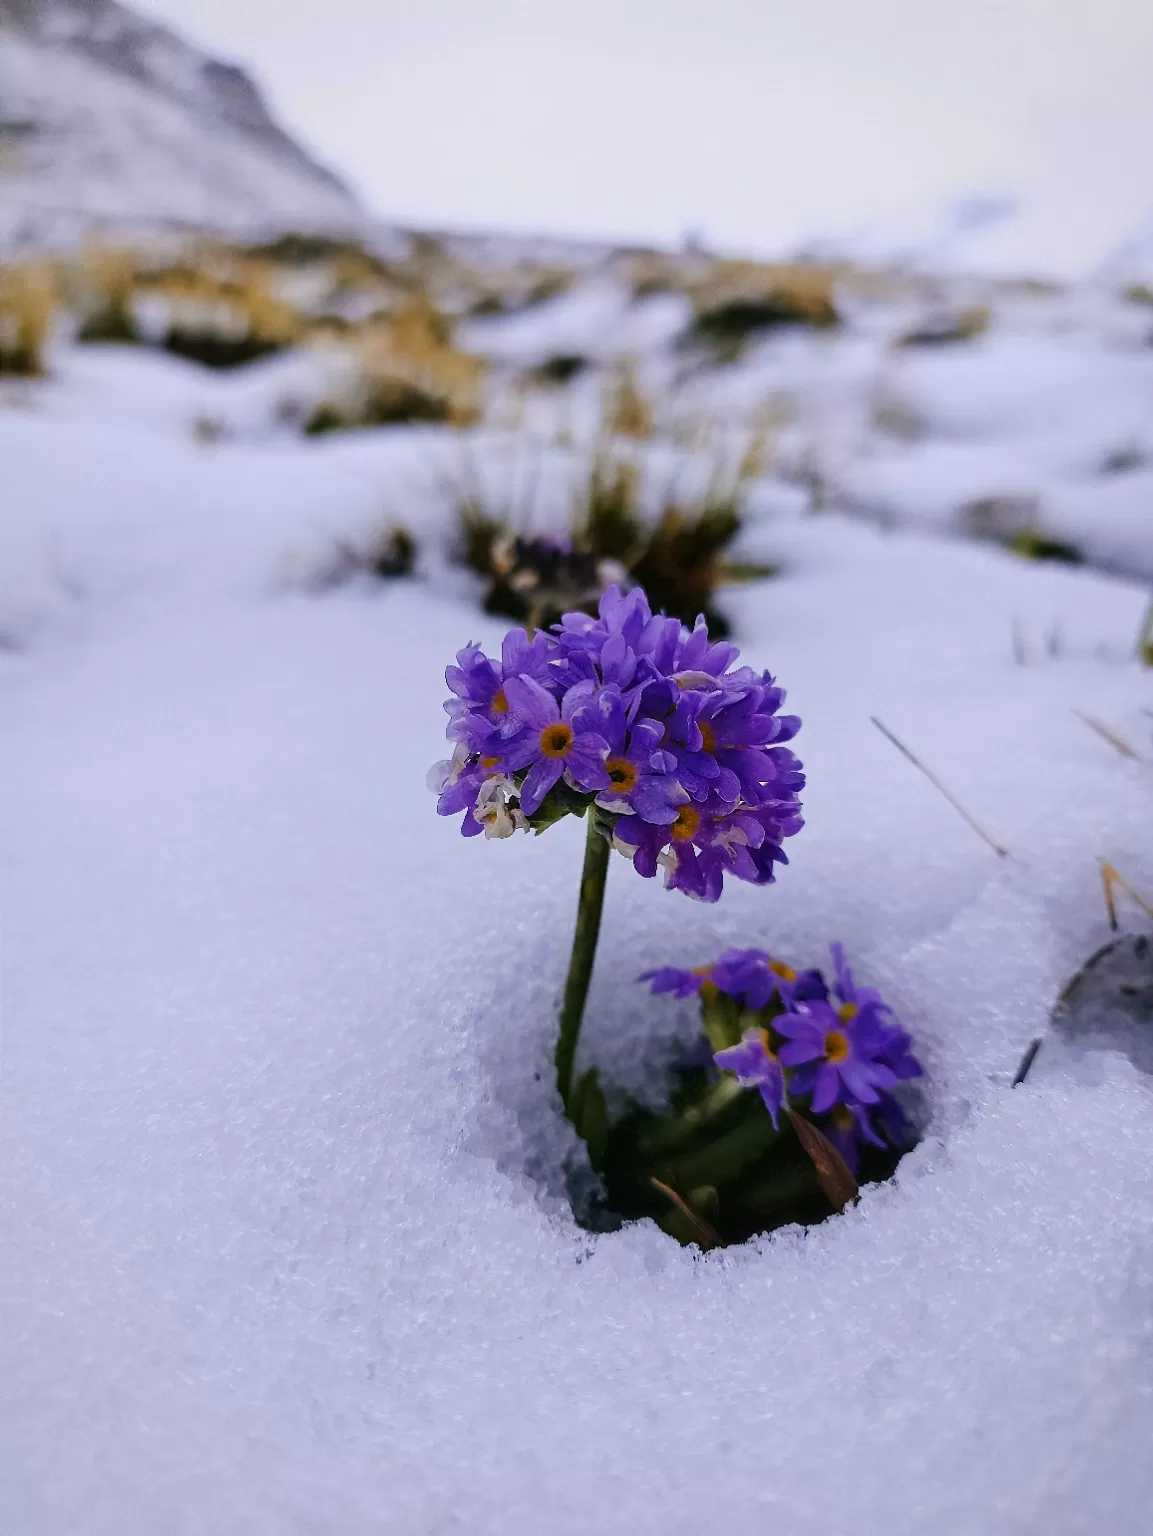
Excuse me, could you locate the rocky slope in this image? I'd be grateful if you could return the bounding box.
[0,0,363,248]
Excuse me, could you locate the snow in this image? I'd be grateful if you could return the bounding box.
[459,278,693,367]
[3,331,1153,1535]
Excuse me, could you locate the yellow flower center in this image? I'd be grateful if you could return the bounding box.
[480,756,501,771]
[492,688,509,715]
[758,1028,778,1061]
[539,722,574,758]
[605,756,638,792]
[698,722,717,753]
[823,1029,850,1064]
[670,804,701,841]
[690,964,717,1001]
[838,1002,858,1025]
[769,960,797,981]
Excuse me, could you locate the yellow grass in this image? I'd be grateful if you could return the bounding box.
[70,244,140,344]
[0,260,57,376]
[307,293,487,431]
[688,259,841,330]
[136,260,304,356]
[604,361,654,440]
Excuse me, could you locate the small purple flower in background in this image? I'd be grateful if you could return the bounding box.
[829,941,888,1018]
[642,948,826,1011]
[712,950,827,1010]
[641,962,722,1002]
[826,941,923,1086]
[713,1028,786,1127]
[646,942,923,1158]
[824,1093,916,1172]
[823,1101,886,1172]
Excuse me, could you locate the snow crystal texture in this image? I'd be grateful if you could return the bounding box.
[2,340,1153,1536]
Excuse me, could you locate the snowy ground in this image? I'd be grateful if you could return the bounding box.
[3,336,1153,1535]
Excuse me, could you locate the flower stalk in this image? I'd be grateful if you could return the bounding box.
[555,810,612,1109]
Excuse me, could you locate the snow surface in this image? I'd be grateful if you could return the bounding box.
[3,340,1153,1535]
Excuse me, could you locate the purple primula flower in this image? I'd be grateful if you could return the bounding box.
[823,1099,887,1173]
[641,947,826,1012]
[614,793,795,904]
[640,963,722,1001]
[444,629,554,751]
[714,1028,786,1128]
[824,1091,917,1172]
[552,630,661,720]
[492,675,612,816]
[713,950,827,1009]
[829,942,889,1018]
[827,944,923,1084]
[553,583,658,658]
[776,999,901,1113]
[432,586,805,900]
[594,698,684,824]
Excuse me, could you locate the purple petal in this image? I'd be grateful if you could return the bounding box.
[518,756,563,816]
[503,675,558,730]
[809,1064,841,1114]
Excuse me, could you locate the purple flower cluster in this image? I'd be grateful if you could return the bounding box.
[644,944,922,1165]
[430,586,805,902]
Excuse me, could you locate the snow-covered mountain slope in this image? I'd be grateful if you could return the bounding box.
[0,0,363,249]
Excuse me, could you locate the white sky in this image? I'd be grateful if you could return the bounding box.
[139,0,1153,275]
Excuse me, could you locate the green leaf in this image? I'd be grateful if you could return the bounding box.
[527,781,596,834]
[526,798,574,834]
[569,1066,609,1170]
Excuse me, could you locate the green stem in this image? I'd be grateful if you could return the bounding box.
[556,810,611,1110]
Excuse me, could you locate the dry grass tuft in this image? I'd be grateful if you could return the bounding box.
[305,295,486,433]
[72,245,141,345]
[604,361,654,440]
[135,258,304,369]
[898,305,990,348]
[686,261,841,358]
[454,425,776,633]
[466,263,574,317]
[0,261,57,376]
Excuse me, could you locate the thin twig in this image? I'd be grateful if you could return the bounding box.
[870,717,1009,858]
[1012,1037,1043,1087]
[1100,859,1153,928]
[1101,859,1120,931]
[650,1178,722,1251]
[1074,711,1139,760]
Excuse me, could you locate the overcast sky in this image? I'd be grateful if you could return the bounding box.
[139,0,1153,275]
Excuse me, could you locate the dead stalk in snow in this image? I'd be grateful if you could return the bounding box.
[1100,860,1153,932]
[650,1179,721,1251]
[870,717,1009,858]
[1073,711,1140,760]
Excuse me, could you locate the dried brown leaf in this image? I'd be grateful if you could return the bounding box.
[787,1110,859,1212]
